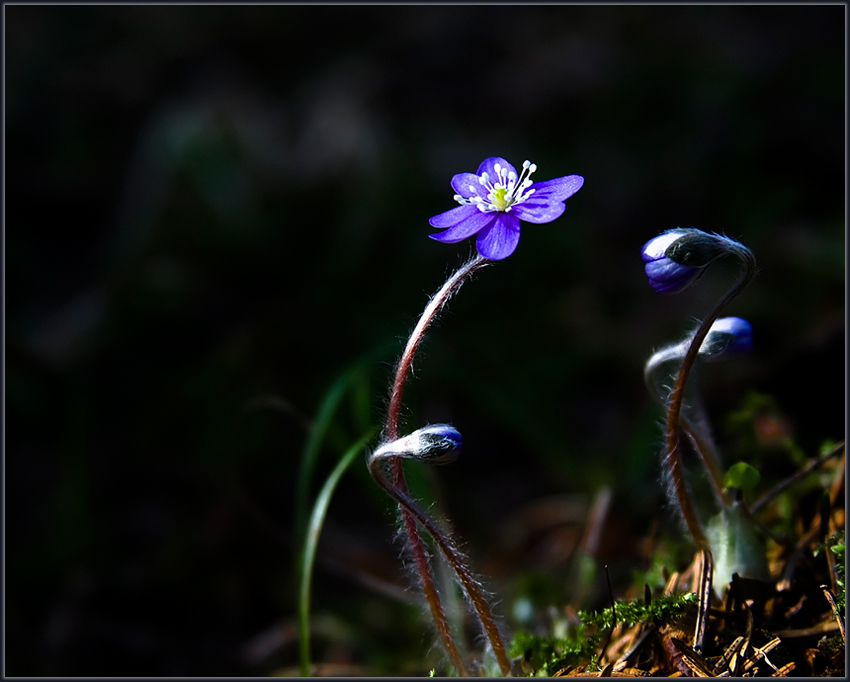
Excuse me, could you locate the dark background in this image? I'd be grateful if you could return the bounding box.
[5,4,844,676]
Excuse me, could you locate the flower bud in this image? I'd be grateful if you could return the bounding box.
[664,229,726,268]
[699,316,753,361]
[424,424,463,449]
[371,424,463,466]
[640,228,724,294]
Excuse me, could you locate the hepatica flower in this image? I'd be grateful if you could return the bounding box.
[429,157,584,260]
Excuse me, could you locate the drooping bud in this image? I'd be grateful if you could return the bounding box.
[644,317,754,402]
[640,228,725,294]
[699,316,753,361]
[664,228,726,268]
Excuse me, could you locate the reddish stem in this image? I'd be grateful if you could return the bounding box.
[386,255,488,444]
[371,456,512,676]
[381,255,513,675]
[664,243,755,548]
[400,507,468,676]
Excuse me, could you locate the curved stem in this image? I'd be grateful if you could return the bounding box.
[370,457,513,676]
[645,347,729,507]
[664,242,755,549]
[386,255,489,443]
[383,255,489,676]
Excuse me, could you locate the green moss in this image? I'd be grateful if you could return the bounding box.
[578,592,698,630]
[816,529,845,612]
[508,593,698,675]
[508,628,601,676]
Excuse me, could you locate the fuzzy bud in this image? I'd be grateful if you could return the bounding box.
[370,424,463,467]
[641,228,725,294]
[699,317,753,361]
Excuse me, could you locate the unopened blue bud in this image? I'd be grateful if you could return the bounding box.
[664,229,725,269]
[370,424,463,467]
[640,228,725,294]
[417,424,463,463]
[641,230,700,294]
[699,317,752,360]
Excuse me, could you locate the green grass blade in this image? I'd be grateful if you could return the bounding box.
[294,342,394,544]
[298,430,374,677]
[294,373,350,544]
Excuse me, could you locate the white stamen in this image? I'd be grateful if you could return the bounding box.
[453,159,539,213]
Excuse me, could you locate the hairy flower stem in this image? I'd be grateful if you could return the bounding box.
[381,254,512,676]
[402,510,468,676]
[684,425,730,508]
[645,348,729,508]
[665,243,755,549]
[386,255,489,444]
[370,456,512,677]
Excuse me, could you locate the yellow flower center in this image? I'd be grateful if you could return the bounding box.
[453,160,538,214]
[490,186,509,211]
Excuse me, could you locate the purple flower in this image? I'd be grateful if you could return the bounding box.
[640,228,727,294]
[699,317,753,360]
[428,157,584,260]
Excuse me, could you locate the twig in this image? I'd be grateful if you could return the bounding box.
[597,565,618,667]
[821,586,845,643]
[692,549,713,653]
[750,440,845,514]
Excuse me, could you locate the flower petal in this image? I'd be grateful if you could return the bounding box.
[644,258,695,283]
[645,260,700,294]
[429,210,496,243]
[429,204,479,228]
[475,213,520,260]
[451,172,487,199]
[710,316,752,337]
[477,157,517,183]
[648,275,698,294]
[700,316,753,359]
[529,175,584,202]
[640,230,688,262]
[512,198,566,224]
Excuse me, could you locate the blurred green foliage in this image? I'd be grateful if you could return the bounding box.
[723,461,760,498]
[816,529,846,613]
